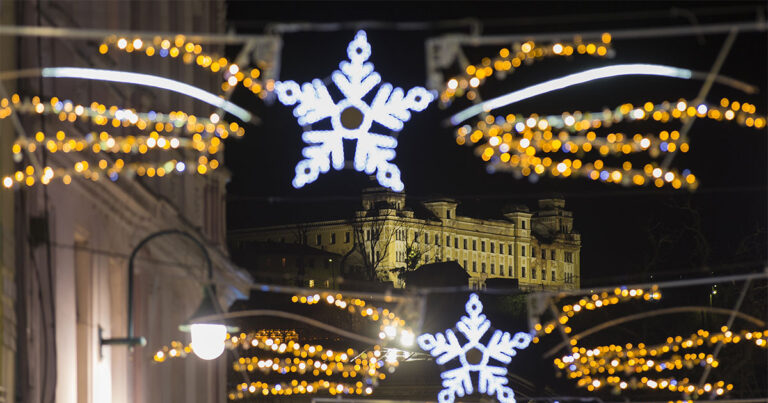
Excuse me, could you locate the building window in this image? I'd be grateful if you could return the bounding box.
[542,249,546,259]
[499,242,503,254]
[463,238,468,249]
[521,220,526,229]
[521,266,526,277]
[435,235,439,246]
[472,240,477,251]
[521,246,526,257]
[481,263,486,273]
[500,264,504,275]
[481,241,486,252]
[565,251,573,263]
[509,266,514,277]
[366,230,371,241]
[447,210,452,219]
[532,268,537,279]
[551,250,556,260]
[551,270,556,282]
[331,233,336,244]
[425,233,429,244]
[454,237,459,248]
[463,260,468,269]
[490,263,495,274]
[508,244,513,255]
[316,234,322,245]
[446,235,450,247]
[472,261,477,272]
[414,232,419,242]
[541,269,546,280]
[532,247,537,257]
[345,232,350,243]
[490,243,495,253]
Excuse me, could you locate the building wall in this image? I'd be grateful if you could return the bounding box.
[11,1,250,403]
[230,191,581,291]
[0,1,16,401]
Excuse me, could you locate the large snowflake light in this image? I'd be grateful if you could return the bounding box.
[417,293,532,403]
[274,31,434,191]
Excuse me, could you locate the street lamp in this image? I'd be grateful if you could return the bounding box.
[100,229,237,360]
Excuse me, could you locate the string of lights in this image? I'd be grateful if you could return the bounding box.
[290,292,415,347]
[0,93,239,188]
[154,329,393,399]
[98,35,273,98]
[0,95,244,137]
[439,35,614,105]
[1,157,220,189]
[531,286,768,400]
[12,130,223,157]
[454,97,765,189]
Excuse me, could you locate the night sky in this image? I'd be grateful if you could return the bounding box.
[223,2,768,287]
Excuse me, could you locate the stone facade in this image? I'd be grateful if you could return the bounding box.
[230,188,581,291]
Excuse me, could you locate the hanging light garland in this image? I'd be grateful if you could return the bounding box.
[153,335,383,399]
[455,97,765,189]
[290,291,416,347]
[154,330,396,399]
[0,94,239,188]
[439,34,614,105]
[0,95,243,137]
[2,156,219,189]
[12,129,224,157]
[531,286,768,400]
[98,35,273,97]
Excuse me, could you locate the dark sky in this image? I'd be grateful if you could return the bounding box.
[223,1,768,287]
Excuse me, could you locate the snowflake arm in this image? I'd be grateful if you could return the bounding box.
[485,330,533,364]
[274,79,337,125]
[441,365,474,400]
[370,84,435,131]
[332,31,381,101]
[417,329,464,365]
[456,294,491,344]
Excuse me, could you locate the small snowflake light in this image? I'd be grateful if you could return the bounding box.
[417,293,532,403]
[275,30,434,191]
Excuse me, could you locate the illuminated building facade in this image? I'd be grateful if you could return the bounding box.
[230,188,581,290]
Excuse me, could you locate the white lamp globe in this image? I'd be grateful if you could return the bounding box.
[190,323,227,360]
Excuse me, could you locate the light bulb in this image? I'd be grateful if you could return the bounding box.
[190,323,226,360]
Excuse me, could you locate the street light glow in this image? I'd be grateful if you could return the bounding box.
[190,323,227,360]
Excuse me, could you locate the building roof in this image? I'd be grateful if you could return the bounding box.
[402,261,470,288]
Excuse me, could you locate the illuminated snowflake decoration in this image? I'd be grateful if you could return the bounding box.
[417,293,532,403]
[274,30,434,191]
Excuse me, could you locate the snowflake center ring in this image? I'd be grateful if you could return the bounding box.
[274,30,435,191]
[332,98,372,135]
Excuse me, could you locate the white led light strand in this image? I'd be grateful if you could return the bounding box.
[275,30,434,191]
[449,64,693,125]
[41,67,253,122]
[418,293,532,403]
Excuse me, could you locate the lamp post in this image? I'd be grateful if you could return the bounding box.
[100,229,236,360]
